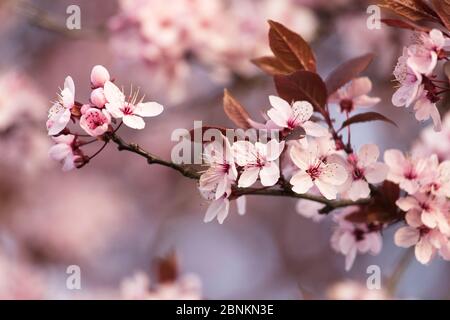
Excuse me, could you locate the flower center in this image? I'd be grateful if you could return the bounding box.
[122,103,134,115]
[353,228,365,241]
[306,163,322,181]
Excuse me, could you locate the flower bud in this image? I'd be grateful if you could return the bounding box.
[90,65,110,88]
[90,88,107,108]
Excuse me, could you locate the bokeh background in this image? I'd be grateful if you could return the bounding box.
[0,0,449,299]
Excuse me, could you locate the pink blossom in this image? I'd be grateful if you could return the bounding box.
[394,210,449,264]
[296,198,326,222]
[199,137,237,199]
[46,76,75,136]
[384,149,431,194]
[397,194,450,236]
[392,48,422,108]
[412,113,450,161]
[331,209,383,271]
[233,139,285,187]
[266,96,328,137]
[79,107,111,137]
[290,138,348,200]
[90,65,111,88]
[407,29,449,76]
[48,134,82,171]
[413,87,442,131]
[340,144,388,201]
[103,81,164,129]
[328,77,381,113]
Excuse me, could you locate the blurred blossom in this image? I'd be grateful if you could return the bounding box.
[10,174,136,262]
[413,113,450,162]
[121,271,202,300]
[326,281,389,300]
[109,0,317,104]
[0,248,45,299]
[0,71,49,175]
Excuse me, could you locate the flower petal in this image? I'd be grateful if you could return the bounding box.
[134,102,164,117]
[123,115,145,129]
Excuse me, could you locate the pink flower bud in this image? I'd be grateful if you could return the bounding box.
[90,88,107,108]
[80,104,91,114]
[90,65,110,88]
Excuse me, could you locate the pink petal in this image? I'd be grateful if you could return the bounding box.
[396,196,419,212]
[264,139,285,162]
[384,149,405,173]
[123,115,145,129]
[394,227,420,247]
[289,145,309,171]
[353,95,381,108]
[236,196,246,216]
[238,167,260,188]
[320,163,348,185]
[291,101,313,123]
[347,77,372,98]
[302,121,329,137]
[315,179,338,200]
[346,179,370,201]
[260,161,280,186]
[134,102,164,117]
[415,238,434,264]
[290,171,314,194]
[365,163,389,184]
[357,144,379,166]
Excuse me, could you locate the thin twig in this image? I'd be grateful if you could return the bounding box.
[107,132,371,211]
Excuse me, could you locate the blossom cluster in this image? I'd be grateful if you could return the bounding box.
[108,0,317,103]
[392,29,449,131]
[46,66,164,171]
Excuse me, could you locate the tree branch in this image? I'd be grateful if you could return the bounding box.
[107,132,371,211]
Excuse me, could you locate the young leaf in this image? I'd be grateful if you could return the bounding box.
[339,112,397,131]
[268,20,316,72]
[325,53,374,96]
[274,70,328,116]
[223,89,252,129]
[431,0,450,30]
[381,18,430,32]
[156,251,178,283]
[284,126,306,141]
[251,56,293,75]
[379,0,439,22]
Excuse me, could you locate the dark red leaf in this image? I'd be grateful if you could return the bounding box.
[268,20,316,72]
[325,53,374,96]
[156,251,178,283]
[381,18,430,31]
[251,56,293,75]
[339,112,397,131]
[274,70,327,117]
[223,89,252,129]
[432,0,450,30]
[379,0,439,22]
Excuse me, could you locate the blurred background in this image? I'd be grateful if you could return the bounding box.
[0,0,449,299]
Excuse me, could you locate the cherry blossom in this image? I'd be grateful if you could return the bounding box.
[394,210,449,264]
[328,77,381,113]
[121,272,202,300]
[48,134,82,171]
[396,194,450,236]
[407,29,449,76]
[392,48,423,108]
[340,144,388,201]
[199,138,237,199]
[413,113,450,161]
[79,107,111,137]
[296,198,326,222]
[103,81,164,129]
[46,76,75,136]
[233,139,285,187]
[290,138,348,200]
[266,96,328,137]
[413,87,442,131]
[331,209,383,271]
[384,149,431,194]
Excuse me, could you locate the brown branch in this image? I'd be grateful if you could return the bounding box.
[107,132,371,211]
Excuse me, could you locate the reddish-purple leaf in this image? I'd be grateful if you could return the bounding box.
[381,18,430,32]
[274,70,328,117]
[223,89,252,129]
[340,112,398,131]
[156,251,178,283]
[325,53,374,96]
[268,20,316,72]
[251,56,293,75]
[432,0,450,30]
[379,0,439,22]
